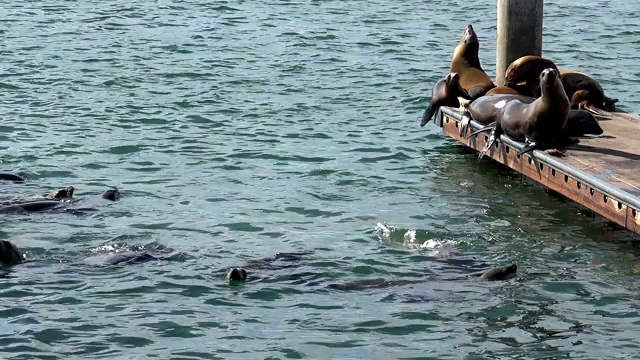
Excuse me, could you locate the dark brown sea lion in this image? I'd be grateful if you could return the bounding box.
[558,67,618,115]
[420,72,470,126]
[0,173,25,183]
[227,268,248,282]
[460,94,603,138]
[468,68,572,159]
[450,24,495,99]
[0,240,26,266]
[503,55,559,97]
[485,84,534,97]
[479,264,517,281]
[47,186,74,199]
[0,200,64,213]
[102,187,121,202]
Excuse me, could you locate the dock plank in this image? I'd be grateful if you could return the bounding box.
[561,112,640,198]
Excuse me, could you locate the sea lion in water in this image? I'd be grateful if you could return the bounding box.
[227,268,248,282]
[0,240,25,266]
[450,24,495,99]
[0,200,64,213]
[420,72,470,126]
[503,55,559,97]
[47,186,74,199]
[459,94,603,138]
[102,187,121,202]
[479,264,517,281]
[468,68,572,159]
[559,67,618,115]
[0,173,25,183]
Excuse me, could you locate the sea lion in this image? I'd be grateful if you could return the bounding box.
[479,264,517,281]
[227,268,248,282]
[0,200,64,213]
[458,94,536,136]
[485,84,534,97]
[0,173,25,183]
[420,72,471,127]
[503,55,559,97]
[450,24,495,99]
[459,94,603,138]
[102,187,121,202]
[83,249,187,266]
[558,67,618,115]
[47,186,74,199]
[0,240,25,265]
[468,68,572,159]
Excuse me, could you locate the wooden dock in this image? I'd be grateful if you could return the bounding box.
[434,107,640,236]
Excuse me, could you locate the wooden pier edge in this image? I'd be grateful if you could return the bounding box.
[434,107,640,235]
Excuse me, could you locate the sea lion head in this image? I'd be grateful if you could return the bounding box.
[568,110,604,136]
[539,68,563,95]
[445,72,459,86]
[102,187,121,202]
[0,240,25,266]
[48,186,75,199]
[461,24,477,45]
[453,24,481,70]
[226,268,247,282]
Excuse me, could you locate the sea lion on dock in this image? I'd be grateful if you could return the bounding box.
[458,93,535,136]
[479,264,517,281]
[467,68,572,159]
[420,72,471,126]
[485,84,533,97]
[450,24,495,99]
[459,94,603,138]
[503,55,559,97]
[0,173,25,183]
[559,67,618,115]
[0,240,26,266]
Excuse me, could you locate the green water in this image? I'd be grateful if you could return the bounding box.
[1,0,640,358]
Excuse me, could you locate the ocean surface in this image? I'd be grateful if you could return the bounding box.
[1,0,640,359]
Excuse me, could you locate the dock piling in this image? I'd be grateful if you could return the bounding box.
[496,0,544,85]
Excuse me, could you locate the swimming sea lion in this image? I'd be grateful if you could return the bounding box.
[503,55,559,97]
[102,187,121,202]
[450,24,495,99]
[479,264,517,281]
[0,173,25,183]
[485,84,534,97]
[559,67,618,115]
[47,186,74,199]
[0,200,64,213]
[227,268,248,282]
[420,72,471,126]
[460,94,603,138]
[468,68,572,159]
[0,240,26,266]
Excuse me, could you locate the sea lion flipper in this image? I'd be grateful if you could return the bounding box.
[516,142,538,156]
[466,123,494,139]
[580,102,611,116]
[458,112,474,137]
[420,105,437,127]
[477,127,499,160]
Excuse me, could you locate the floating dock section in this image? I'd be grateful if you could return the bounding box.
[434,106,640,235]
